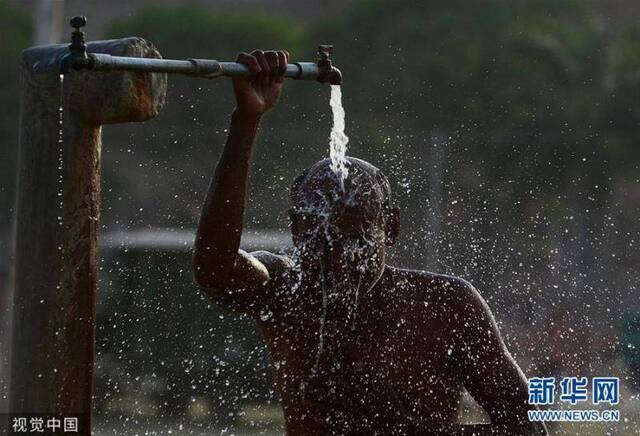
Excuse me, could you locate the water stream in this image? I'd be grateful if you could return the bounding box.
[329,85,349,187]
[306,84,360,381]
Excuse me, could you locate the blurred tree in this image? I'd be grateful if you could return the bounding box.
[0,0,31,415]
[33,0,64,45]
[0,1,32,235]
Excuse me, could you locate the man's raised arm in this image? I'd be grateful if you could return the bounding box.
[193,49,290,312]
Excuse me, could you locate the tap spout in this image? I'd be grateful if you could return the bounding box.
[316,45,342,85]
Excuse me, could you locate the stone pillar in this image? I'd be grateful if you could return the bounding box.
[10,37,166,430]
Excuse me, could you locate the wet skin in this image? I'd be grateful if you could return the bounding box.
[193,49,547,435]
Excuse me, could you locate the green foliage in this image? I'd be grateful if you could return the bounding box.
[607,23,640,149]
[107,6,303,58]
[0,1,32,231]
[0,1,32,70]
[0,1,32,123]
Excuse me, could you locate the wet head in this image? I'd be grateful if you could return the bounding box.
[289,157,400,294]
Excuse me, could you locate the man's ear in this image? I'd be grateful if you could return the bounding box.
[384,207,400,246]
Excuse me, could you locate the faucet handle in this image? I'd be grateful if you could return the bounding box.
[68,15,87,55]
[318,45,333,60]
[64,14,89,70]
[70,16,87,32]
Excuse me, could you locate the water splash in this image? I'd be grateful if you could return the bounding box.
[329,85,349,187]
[313,254,329,377]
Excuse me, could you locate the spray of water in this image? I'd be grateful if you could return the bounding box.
[313,254,329,376]
[329,85,349,187]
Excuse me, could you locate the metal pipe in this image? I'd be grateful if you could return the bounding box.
[60,16,342,85]
[84,53,321,81]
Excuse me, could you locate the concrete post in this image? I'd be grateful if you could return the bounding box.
[10,37,166,431]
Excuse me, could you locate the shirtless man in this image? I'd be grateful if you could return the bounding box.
[193,49,548,435]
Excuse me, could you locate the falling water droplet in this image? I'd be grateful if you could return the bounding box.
[57,74,65,294]
[57,74,64,228]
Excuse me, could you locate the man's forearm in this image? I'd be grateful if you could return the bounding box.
[194,109,262,286]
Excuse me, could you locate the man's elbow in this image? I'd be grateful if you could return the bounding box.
[192,266,236,309]
[193,268,220,295]
[192,251,231,291]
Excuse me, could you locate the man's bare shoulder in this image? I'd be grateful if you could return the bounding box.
[382,265,483,312]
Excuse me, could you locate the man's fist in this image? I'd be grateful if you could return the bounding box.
[232,49,289,118]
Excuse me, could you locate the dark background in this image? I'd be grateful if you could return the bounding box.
[0,1,639,434]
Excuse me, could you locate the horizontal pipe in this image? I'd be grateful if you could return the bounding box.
[83,53,320,80]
